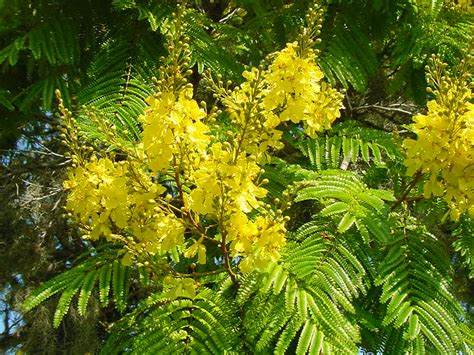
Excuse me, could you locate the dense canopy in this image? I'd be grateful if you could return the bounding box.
[0,0,473,353]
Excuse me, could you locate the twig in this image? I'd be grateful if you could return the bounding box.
[27,190,62,202]
[345,92,353,115]
[220,232,237,284]
[219,7,240,23]
[0,148,64,158]
[391,170,423,210]
[353,104,414,116]
[170,268,227,278]
[20,179,62,191]
[218,183,238,284]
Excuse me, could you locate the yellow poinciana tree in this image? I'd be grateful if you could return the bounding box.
[20,3,473,354]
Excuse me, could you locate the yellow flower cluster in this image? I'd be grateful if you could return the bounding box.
[227,211,287,273]
[188,142,266,216]
[64,157,129,238]
[219,68,284,162]
[185,141,286,272]
[62,31,343,275]
[218,41,343,163]
[141,88,209,172]
[263,42,344,137]
[64,157,185,254]
[403,66,474,220]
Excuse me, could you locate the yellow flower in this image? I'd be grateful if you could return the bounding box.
[227,211,287,273]
[141,91,210,172]
[403,78,474,219]
[64,158,130,238]
[263,42,343,137]
[188,143,266,216]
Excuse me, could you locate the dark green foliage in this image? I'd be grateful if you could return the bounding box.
[22,247,133,328]
[375,221,466,353]
[318,2,378,92]
[243,233,365,353]
[453,216,474,278]
[295,170,394,242]
[101,288,241,354]
[2,0,473,353]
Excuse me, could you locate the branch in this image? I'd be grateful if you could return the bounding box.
[219,7,240,23]
[391,170,423,210]
[170,267,227,278]
[345,92,353,115]
[353,104,414,116]
[220,232,237,284]
[215,181,238,284]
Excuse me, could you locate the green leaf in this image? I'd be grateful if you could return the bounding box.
[78,270,98,316]
[99,264,113,306]
[23,272,80,312]
[338,212,355,233]
[53,277,83,328]
[296,320,317,355]
[0,37,25,66]
[310,330,324,355]
[320,202,349,216]
[406,313,420,340]
[361,142,370,162]
[0,90,14,110]
[112,260,129,312]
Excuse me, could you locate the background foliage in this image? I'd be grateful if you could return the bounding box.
[0,0,472,353]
